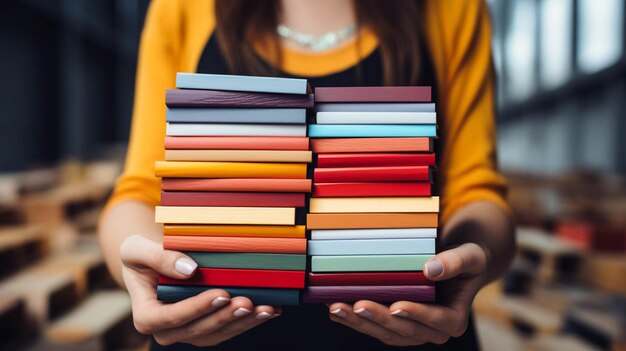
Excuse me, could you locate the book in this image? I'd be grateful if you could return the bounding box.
[184,252,306,270]
[166,108,306,124]
[308,124,437,138]
[310,228,437,240]
[166,123,307,137]
[311,137,432,153]
[309,197,439,213]
[164,224,306,238]
[176,73,310,95]
[164,150,312,163]
[154,161,307,179]
[311,255,433,272]
[166,89,314,108]
[314,166,431,182]
[316,102,436,113]
[157,285,300,305]
[316,112,436,124]
[308,272,432,286]
[313,182,431,197]
[308,238,436,255]
[161,178,312,192]
[158,268,305,289]
[317,153,436,167]
[164,136,310,151]
[314,86,431,102]
[307,213,439,229]
[160,191,305,208]
[163,236,306,254]
[155,206,295,225]
[303,285,435,303]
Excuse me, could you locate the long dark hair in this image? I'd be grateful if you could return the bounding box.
[214,0,424,85]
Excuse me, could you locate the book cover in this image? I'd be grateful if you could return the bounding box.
[166,123,307,137]
[164,136,310,151]
[161,178,312,192]
[308,124,437,138]
[311,137,432,153]
[316,112,436,124]
[184,252,306,270]
[160,191,305,208]
[317,153,436,167]
[166,108,306,124]
[308,272,432,286]
[303,285,435,303]
[310,228,437,240]
[314,86,431,102]
[164,150,312,163]
[164,224,306,238]
[166,89,314,108]
[306,213,439,229]
[158,268,305,289]
[309,197,439,213]
[308,238,436,255]
[157,285,300,305]
[314,166,431,182]
[316,102,436,113]
[155,206,295,225]
[163,236,307,254]
[311,255,433,272]
[154,161,307,179]
[176,73,309,95]
[313,182,431,197]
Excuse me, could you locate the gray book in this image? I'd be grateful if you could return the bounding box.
[316,102,436,112]
[166,123,307,136]
[176,73,310,95]
[166,108,306,124]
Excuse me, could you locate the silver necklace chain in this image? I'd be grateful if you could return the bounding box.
[277,23,357,52]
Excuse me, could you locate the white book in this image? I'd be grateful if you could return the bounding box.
[308,238,436,255]
[166,123,307,137]
[310,228,437,240]
[316,112,437,124]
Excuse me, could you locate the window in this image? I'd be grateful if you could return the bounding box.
[539,0,573,87]
[577,0,624,73]
[504,0,537,100]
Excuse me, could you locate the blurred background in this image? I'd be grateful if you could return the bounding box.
[0,0,624,350]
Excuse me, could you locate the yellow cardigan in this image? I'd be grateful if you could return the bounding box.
[106,0,510,223]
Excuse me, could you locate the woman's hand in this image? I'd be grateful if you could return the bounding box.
[327,243,487,346]
[120,234,279,346]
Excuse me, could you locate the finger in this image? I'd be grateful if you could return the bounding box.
[388,301,468,337]
[424,243,486,281]
[120,234,198,279]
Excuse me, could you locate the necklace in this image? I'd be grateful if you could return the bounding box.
[277,23,357,52]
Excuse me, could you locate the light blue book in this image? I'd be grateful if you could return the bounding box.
[308,124,437,138]
[316,103,436,112]
[166,108,306,124]
[176,73,309,95]
[308,238,436,256]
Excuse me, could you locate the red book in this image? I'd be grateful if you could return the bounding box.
[314,87,432,102]
[308,272,432,286]
[314,166,431,183]
[313,182,431,197]
[311,137,432,153]
[160,191,305,207]
[317,153,435,168]
[159,268,305,288]
[161,178,312,193]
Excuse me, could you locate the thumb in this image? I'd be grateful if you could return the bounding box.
[424,243,487,281]
[120,234,198,279]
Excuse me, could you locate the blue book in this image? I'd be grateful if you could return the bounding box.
[176,73,310,95]
[157,285,300,305]
[166,108,306,124]
[308,124,437,138]
[316,103,436,113]
[308,238,436,256]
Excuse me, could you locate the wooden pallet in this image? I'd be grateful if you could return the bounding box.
[494,296,563,336]
[0,225,47,278]
[580,254,626,296]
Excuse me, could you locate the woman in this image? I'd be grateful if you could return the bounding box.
[99,0,515,349]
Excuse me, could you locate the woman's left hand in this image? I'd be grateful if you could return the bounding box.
[327,243,488,346]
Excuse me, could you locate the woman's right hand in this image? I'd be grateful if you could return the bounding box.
[120,234,279,346]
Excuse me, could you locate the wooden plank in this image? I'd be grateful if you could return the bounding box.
[184,252,306,270]
[307,213,439,229]
[580,254,626,295]
[155,206,295,225]
[161,178,312,193]
[311,255,432,272]
[158,268,305,288]
[309,197,439,213]
[303,285,435,303]
[164,150,312,163]
[164,236,307,254]
[154,161,307,179]
[0,225,47,278]
[164,224,306,238]
[495,296,563,335]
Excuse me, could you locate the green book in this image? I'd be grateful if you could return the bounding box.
[157,285,300,305]
[311,255,432,272]
[185,252,306,270]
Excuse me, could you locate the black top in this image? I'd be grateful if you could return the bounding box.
[152,34,479,351]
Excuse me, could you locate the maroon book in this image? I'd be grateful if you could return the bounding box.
[160,191,305,207]
[317,153,436,168]
[314,166,432,183]
[308,272,432,286]
[166,89,314,108]
[314,86,431,103]
[302,285,435,303]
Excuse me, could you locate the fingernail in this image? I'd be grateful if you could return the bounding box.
[233,307,252,318]
[426,259,444,277]
[391,309,410,317]
[330,308,347,319]
[211,296,230,308]
[174,258,197,276]
[354,307,373,318]
[255,312,272,320]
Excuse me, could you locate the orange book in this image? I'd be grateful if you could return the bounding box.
[161,178,312,192]
[164,224,306,238]
[164,136,310,150]
[311,137,432,153]
[154,161,307,179]
[163,236,307,254]
[307,213,439,229]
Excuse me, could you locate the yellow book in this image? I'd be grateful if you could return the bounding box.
[309,196,439,213]
[155,206,295,225]
[163,224,306,238]
[164,150,313,163]
[154,161,307,178]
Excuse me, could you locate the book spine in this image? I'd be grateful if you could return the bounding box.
[157,285,300,305]
[310,228,437,240]
[160,191,305,208]
[316,102,436,113]
[308,124,437,138]
[166,89,314,108]
[155,206,296,225]
[158,268,305,289]
[164,224,306,238]
[308,238,436,255]
[163,236,307,254]
[164,150,313,163]
[306,213,439,229]
[166,123,307,137]
[164,136,310,151]
[314,86,432,102]
[308,272,432,286]
[184,252,307,270]
[166,108,306,124]
[316,112,436,124]
[161,178,312,192]
[154,161,307,179]
[303,285,435,303]
[176,72,307,95]
[317,154,435,167]
[311,137,432,153]
[309,197,439,213]
[311,255,432,272]
[314,166,431,182]
[313,182,431,197]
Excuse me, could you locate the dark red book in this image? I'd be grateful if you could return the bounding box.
[308,272,432,286]
[303,285,435,303]
[166,89,314,108]
[314,166,431,183]
[158,268,305,289]
[160,191,305,207]
[317,153,435,168]
[314,87,432,102]
[313,182,431,197]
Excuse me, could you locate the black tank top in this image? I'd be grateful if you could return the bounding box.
[152,33,479,351]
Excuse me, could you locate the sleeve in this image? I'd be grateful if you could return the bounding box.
[102,0,181,214]
[435,0,512,223]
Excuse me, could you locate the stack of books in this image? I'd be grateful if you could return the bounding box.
[154,73,313,306]
[303,86,438,303]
